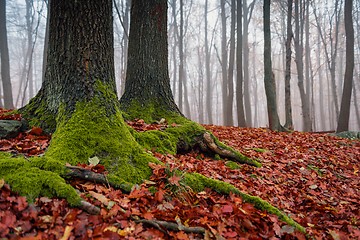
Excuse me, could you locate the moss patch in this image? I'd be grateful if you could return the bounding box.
[183,172,306,234]
[0,152,81,206]
[46,94,159,184]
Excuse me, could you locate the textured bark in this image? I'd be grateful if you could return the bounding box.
[226,0,235,126]
[263,0,283,131]
[204,0,213,124]
[294,0,311,131]
[21,0,115,130]
[243,0,255,126]
[236,0,246,127]
[120,0,180,114]
[0,0,14,109]
[220,0,229,125]
[284,0,293,130]
[337,0,354,132]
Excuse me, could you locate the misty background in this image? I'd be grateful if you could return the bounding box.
[2,0,359,131]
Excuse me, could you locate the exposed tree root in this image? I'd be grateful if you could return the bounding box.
[78,200,100,215]
[131,217,206,234]
[198,132,262,167]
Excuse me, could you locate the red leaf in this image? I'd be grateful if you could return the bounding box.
[221,205,233,213]
[168,175,181,186]
[29,126,43,136]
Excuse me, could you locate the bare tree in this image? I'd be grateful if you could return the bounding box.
[337,0,354,132]
[204,0,213,124]
[226,0,236,126]
[284,0,293,130]
[263,0,283,131]
[242,0,255,126]
[236,0,246,127]
[294,0,312,131]
[0,0,14,109]
[313,0,343,122]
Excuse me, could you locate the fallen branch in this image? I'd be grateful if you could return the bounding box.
[78,200,100,215]
[131,217,206,234]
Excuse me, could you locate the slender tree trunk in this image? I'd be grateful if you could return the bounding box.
[0,0,14,109]
[284,0,293,130]
[26,0,34,100]
[178,0,184,113]
[197,47,204,123]
[205,0,213,124]
[243,0,254,127]
[220,0,228,125]
[236,0,246,127]
[226,0,236,126]
[263,0,283,131]
[304,1,312,129]
[42,0,50,83]
[170,0,178,101]
[337,0,354,132]
[294,0,311,131]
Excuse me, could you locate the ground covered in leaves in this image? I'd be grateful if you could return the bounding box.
[0,111,359,239]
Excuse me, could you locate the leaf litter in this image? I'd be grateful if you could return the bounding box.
[0,109,359,239]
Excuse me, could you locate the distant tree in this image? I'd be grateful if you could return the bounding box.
[294,0,311,131]
[284,0,293,130]
[242,0,255,126]
[0,0,14,109]
[204,0,213,124]
[313,0,343,125]
[226,0,236,126]
[236,0,246,127]
[337,0,354,132]
[263,0,283,131]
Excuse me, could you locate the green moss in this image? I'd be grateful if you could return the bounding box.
[211,133,262,167]
[45,82,160,184]
[225,161,241,170]
[0,153,81,206]
[134,130,177,154]
[183,172,306,234]
[19,95,57,133]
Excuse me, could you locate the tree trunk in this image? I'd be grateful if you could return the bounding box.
[263,0,283,131]
[120,0,180,117]
[220,0,228,125]
[0,0,14,109]
[243,0,255,126]
[205,0,213,124]
[236,0,246,127]
[284,0,293,130]
[337,0,354,132]
[226,0,236,126]
[294,0,311,131]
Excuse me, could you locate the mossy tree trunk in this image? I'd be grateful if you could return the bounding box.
[17,0,157,198]
[120,0,181,120]
[21,0,116,131]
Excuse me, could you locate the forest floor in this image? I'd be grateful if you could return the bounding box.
[0,109,359,240]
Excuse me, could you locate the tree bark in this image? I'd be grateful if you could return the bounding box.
[236,0,246,127]
[204,0,213,124]
[284,0,293,130]
[226,0,236,126]
[294,0,311,131]
[220,0,229,125]
[242,0,255,126]
[263,0,283,131]
[120,0,180,115]
[0,0,14,109]
[337,0,354,132]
